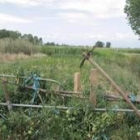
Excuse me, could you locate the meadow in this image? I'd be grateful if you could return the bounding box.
[0,44,140,140]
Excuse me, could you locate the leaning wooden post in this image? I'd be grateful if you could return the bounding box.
[0,134,2,140]
[89,69,98,107]
[82,52,140,118]
[74,72,81,93]
[2,79,12,112]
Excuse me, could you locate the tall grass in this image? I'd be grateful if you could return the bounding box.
[118,48,140,54]
[0,38,40,55]
[41,45,88,56]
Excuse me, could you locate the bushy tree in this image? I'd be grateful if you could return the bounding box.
[21,34,34,44]
[125,0,140,37]
[0,29,43,45]
[95,41,104,48]
[22,34,43,45]
[0,29,21,39]
[106,42,111,48]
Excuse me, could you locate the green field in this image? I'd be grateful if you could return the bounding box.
[0,46,140,140]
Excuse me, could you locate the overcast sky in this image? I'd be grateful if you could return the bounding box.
[0,0,140,48]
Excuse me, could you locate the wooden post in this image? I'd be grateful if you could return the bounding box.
[0,134,2,140]
[82,52,140,118]
[0,133,2,140]
[2,79,12,112]
[89,69,98,107]
[74,72,81,93]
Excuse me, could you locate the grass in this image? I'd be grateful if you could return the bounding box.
[0,46,140,139]
[0,53,46,63]
[0,38,40,55]
[118,48,140,54]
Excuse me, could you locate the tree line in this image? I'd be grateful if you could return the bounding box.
[0,29,112,48]
[0,29,43,45]
[44,41,111,48]
[94,41,111,48]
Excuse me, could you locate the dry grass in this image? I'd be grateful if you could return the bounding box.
[0,53,46,62]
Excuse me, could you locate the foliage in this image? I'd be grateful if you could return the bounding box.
[21,34,43,45]
[0,108,119,140]
[44,42,57,46]
[0,29,43,45]
[95,41,104,48]
[118,48,140,54]
[0,47,140,139]
[125,0,140,37]
[106,42,111,48]
[0,38,40,55]
[41,45,87,56]
[0,29,21,39]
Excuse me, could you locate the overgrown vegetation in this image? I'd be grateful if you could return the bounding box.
[118,48,140,54]
[0,46,140,139]
[0,38,40,55]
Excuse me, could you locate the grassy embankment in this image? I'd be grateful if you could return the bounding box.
[0,40,140,139]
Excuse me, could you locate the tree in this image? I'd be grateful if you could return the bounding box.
[0,29,21,39]
[21,34,34,44]
[125,0,140,37]
[95,41,104,48]
[22,34,43,45]
[33,36,39,45]
[0,29,9,38]
[9,31,21,39]
[45,42,55,46]
[0,29,43,45]
[106,42,111,48]
[38,37,43,45]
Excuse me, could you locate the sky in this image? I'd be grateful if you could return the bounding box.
[0,0,140,48]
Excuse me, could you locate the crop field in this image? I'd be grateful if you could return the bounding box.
[0,46,140,140]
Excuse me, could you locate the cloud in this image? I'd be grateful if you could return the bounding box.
[58,12,88,19]
[114,33,136,40]
[0,0,55,7]
[84,32,137,41]
[58,0,126,19]
[0,13,32,23]
[0,0,126,19]
[57,12,89,23]
[87,34,106,39]
[44,33,67,42]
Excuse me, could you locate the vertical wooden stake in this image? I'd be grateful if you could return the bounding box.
[74,72,81,93]
[0,133,2,140]
[86,55,140,118]
[2,79,12,112]
[89,69,98,107]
